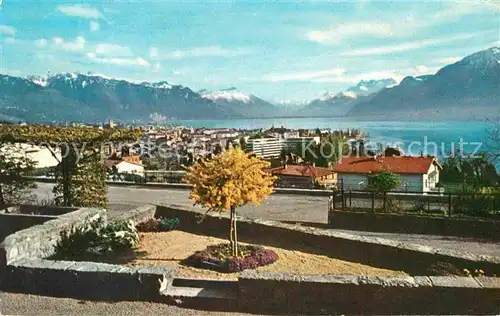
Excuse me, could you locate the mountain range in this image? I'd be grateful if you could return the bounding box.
[0,47,498,123]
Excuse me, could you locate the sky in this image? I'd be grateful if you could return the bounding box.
[0,0,499,103]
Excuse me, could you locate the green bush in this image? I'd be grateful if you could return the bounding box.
[55,218,139,260]
[159,217,180,230]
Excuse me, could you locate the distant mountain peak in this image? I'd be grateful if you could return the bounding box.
[201,88,252,103]
[319,78,396,101]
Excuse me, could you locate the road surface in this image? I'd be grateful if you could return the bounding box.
[0,293,260,316]
[34,182,330,223]
[34,183,500,257]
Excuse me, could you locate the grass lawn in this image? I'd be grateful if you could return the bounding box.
[114,231,407,280]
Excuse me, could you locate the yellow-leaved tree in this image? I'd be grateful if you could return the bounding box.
[184,147,276,257]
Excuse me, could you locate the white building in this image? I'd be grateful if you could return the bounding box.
[2,143,61,169]
[106,160,144,177]
[333,156,442,193]
[246,136,321,159]
[246,137,282,158]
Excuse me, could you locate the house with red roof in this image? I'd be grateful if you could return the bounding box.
[105,155,144,177]
[265,164,336,189]
[333,155,442,192]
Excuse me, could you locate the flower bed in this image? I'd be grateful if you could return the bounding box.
[184,243,279,273]
[136,217,180,232]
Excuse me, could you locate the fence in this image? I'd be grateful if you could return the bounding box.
[332,189,500,219]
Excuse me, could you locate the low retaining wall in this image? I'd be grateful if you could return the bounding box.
[238,270,500,314]
[0,208,106,271]
[0,213,58,242]
[328,210,500,239]
[4,259,173,301]
[0,205,174,301]
[156,204,500,275]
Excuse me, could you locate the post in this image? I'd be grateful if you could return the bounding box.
[383,191,387,212]
[332,186,336,211]
[349,190,352,208]
[371,191,375,213]
[341,178,345,210]
[448,193,452,217]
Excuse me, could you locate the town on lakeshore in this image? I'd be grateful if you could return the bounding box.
[1,1,500,314]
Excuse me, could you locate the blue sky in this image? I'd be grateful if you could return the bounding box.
[1,0,499,103]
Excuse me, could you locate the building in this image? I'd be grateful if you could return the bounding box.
[246,137,282,158]
[281,137,320,152]
[333,155,442,192]
[105,159,144,177]
[265,164,337,189]
[246,136,321,159]
[2,143,61,169]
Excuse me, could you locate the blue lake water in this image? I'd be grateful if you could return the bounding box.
[178,118,496,159]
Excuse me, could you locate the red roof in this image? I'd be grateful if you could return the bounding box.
[333,156,440,175]
[265,164,335,178]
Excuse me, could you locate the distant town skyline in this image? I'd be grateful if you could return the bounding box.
[1,0,499,102]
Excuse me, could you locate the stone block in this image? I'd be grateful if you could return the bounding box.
[429,276,481,288]
[474,276,500,288]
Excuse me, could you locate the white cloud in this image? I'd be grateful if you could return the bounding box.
[312,71,405,84]
[57,4,104,20]
[339,32,480,56]
[5,38,17,44]
[431,2,494,21]
[94,43,133,57]
[87,53,150,68]
[262,68,346,82]
[34,38,48,47]
[51,36,86,51]
[159,46,250,59]
[149,47,159,58]
[0,25,16,36]
[311,65,442,85]
[90,21,100,32]
[306,22,395,45]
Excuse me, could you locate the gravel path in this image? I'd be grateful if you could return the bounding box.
[0,293,262,316]
[34,183,500,257]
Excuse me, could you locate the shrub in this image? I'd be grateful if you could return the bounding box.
[136,218,161,232]
[136,217,180,232]
[159,217,180,230]
[426,262,465,276]
[55,218,139,260]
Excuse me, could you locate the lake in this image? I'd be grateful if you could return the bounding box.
[178,118,496,160]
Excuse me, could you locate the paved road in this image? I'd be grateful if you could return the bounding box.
[0,293,261,316]
[34,183,500,257]
[35,183,330,223]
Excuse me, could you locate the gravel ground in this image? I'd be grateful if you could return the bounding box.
[34,183,500,257]
[117,231,405,280]
[0,293,262,316]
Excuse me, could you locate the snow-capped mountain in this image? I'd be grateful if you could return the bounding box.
[298,78,397,117]
[202,87,252,103]
[201,87,279,118]
[1,73,237,122]
[347,47,500,119]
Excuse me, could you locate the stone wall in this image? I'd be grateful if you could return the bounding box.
[109,204,156,224]
[328,210,500,239]
[156,204,500,275]
[0,208,106,272]
[0,213,58,242]
[0,205,174,301]
[238,270,500,314]
[4,259,173,301]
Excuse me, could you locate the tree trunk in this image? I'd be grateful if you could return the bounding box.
[0,184,5,208]
[229,205,234,255]
[230,206,238,257]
